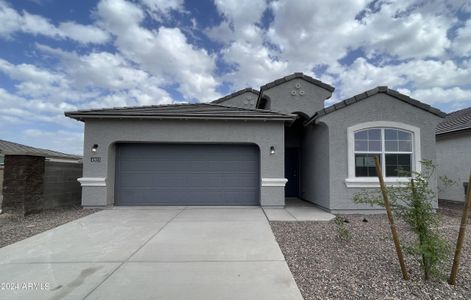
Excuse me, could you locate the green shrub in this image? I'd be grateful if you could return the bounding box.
[353,160,450,280]
[334,216,351,241]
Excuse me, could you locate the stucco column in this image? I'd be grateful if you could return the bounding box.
[259,144,286,207]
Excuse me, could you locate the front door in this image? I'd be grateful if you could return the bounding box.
[285,148,299,197]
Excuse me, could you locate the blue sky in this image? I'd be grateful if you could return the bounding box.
[0,0,470,154]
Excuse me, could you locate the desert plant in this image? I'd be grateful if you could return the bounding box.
[353,160,450,280]
[334,216,351,241]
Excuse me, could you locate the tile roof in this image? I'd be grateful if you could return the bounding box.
[306,86,446,125]
[211,88,259,104]
[0,139,81,160]
[65,103,296,122]
[260,72,335,93]
[436,106,471,135]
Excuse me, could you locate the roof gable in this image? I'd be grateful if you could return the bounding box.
[211,88,259,104]
[306,86,446,125]
[436,106,471,135]
[259,72,335,93]
[65,103,296,122]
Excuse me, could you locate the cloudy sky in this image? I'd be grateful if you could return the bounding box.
[0,0,470,154]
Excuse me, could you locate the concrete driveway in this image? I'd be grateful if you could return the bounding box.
[0,207,303,300]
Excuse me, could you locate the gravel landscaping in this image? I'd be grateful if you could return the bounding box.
[271,207,471,299]
[0,207,100,248]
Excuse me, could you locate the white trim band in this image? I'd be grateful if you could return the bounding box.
[345,177,409,188]
[261,178,288,187]
[78,177,106,187]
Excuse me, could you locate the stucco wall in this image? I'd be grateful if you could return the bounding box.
[262,78,332,117]
[80,119,286,207]
[436,131,471,202]
[301,122,330,209]
[317,93,443,213]
[217,91,258,109]
[43,161,82,209]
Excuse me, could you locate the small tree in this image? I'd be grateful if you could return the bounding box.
[353,160,450,280]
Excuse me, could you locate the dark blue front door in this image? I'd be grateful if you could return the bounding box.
[285,148,299,197]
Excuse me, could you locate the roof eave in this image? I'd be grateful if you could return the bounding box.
[436,127,471,136]
[65,114,295,122]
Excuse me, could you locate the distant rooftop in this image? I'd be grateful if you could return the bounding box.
[0,139,81,160]
[436,106,471,135]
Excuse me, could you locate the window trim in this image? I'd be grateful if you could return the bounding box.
[346,121,421,188]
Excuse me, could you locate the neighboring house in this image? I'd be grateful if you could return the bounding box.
[436,107,471,202]
[66,73,445,213]
[0,139,83,214]
[0,139,82,162]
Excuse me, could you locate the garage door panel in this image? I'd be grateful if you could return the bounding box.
[119,159,258,173]
[116,144,260,206]
[118,189,258,206]
[118,173,259,188]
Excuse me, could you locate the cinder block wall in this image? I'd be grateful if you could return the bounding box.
[0,166,4,208]
[2,155,45,215]
[2,155,83,215]
[43,161,82,208]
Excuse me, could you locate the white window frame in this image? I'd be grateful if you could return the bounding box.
[345,121,421,188]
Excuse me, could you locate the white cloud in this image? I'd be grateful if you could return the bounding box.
[357,1,452,59]
[97,0,220,101]
[140,0,184,20]
[208,0,293,88]
[404,87,471,109]
[58,22,110,44]
[0,58,65,84]
[0,0,110,44]
[23,129,84,155]
[267,0,367,68]
[452,19,471,56]
[328,57,406,99]
[206,0,467,97]
[326,57,471,109]
[221,41,289,89]
[214,0,266,29]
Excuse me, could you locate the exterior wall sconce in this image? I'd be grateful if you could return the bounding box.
[270,146,276,155]
[91,144,99,153]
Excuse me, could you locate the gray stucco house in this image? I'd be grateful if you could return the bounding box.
[66,73,446,213]
[436,107,471,202]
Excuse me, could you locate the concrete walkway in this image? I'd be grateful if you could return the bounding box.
[0,207,303,300]
[264,198,336,221]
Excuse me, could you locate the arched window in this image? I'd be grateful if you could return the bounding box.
[346,121,421,187]
[258,96,271,110]
[354,128,412,177]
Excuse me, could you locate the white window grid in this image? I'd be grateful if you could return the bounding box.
[353,127,414,178]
